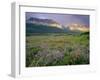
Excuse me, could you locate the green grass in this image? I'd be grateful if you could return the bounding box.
[26,33,89,67]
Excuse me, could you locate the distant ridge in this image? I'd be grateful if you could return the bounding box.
[26,23,65,34]
[26,17,62,29]
[26,17,89,35]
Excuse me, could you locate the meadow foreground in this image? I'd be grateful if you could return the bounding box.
[26,33,89,67]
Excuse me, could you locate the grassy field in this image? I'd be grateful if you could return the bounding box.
[26,32,89,67]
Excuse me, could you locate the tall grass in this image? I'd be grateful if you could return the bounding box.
[26,33,89,67]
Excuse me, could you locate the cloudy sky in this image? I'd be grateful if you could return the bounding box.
[26,12,90,27]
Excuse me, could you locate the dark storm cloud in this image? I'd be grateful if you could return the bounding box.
[26,12,89,27]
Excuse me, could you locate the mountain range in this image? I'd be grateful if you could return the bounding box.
[26,17,62,29]
[26,17,89,34]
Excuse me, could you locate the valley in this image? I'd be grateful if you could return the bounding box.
[26,17,89,67]
[26,32,89,67]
